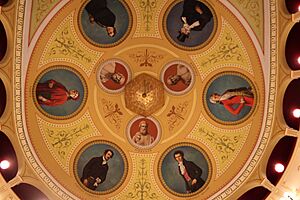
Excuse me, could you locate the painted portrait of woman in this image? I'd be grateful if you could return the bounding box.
[205,72,256,123]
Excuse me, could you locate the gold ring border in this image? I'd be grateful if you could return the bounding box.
[203,71,258,126]
[32,66,88,120]
[158,142,212,197]
[162,0,218,51]
[73,140,129,195]
[77,0,133,48]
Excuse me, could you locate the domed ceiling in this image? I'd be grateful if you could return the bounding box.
[13,0,276,199]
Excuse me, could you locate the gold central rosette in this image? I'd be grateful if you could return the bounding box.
[125,73,165,116]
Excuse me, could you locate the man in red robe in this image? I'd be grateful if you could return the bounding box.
[36,79,79,106]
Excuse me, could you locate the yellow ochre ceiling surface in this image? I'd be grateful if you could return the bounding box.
[13,0,276,199]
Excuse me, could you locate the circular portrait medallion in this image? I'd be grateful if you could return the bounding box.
[79,0,132,47]
[204,72,256,124]
[127,116,161,149]
[161,61,195,95]
[159,143,211,196]
[33,66,87,119]
[164,0,216,50]
[96,59,131,93]
[75,141,127,194]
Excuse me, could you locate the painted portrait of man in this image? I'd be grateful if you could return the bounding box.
[34,68,86,117]
[80,0,131,47]
[173,150,205,193]
[81,149,114,190]
[97,60,130,92]
[128,117,161,149]
[36,79,80,106]
[162,62,194,94]
[205,73,255,123]
[160,145,210,195]
[165,0,215,49]
[85,0,116,37]
[76,143,127,193]
[132,120,154,146]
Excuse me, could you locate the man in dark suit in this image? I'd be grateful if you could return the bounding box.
[173,150,205,193]
[81,149,114,190]
[85,0,116,37]
[177,0,213,42]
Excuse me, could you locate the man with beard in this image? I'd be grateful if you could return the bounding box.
[132,120,154,146]
[100,62,126,85]
[173,150,205,193]
[81,149,114,190]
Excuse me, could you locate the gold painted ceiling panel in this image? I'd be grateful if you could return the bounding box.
[228,0,264,48]
[13,0,273,199]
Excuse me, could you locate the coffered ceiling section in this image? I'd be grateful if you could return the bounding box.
[14,0,274,199]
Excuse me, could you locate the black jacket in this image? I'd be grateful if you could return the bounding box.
[85,0,116,27]
[81,157,108,190]
[178,159,205,192]
[181,0,212,31]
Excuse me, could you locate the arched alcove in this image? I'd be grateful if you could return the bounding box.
[0,78,6,117]
[12,183,49,200]
[285,23,300,70]
[237,186,270,200]
[283,78,300,130]
[266,136,297,185]
[0,132,18,182]
[0,20,8,61]
[0,0,9,6]
[285,0,300,13]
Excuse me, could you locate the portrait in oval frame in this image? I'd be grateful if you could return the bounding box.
[75,141,128,194]
[79,0,132,47]
[96,59,131,93]
[204,72,257,124]
[159,143,211,196]
[163,0,216,50]
[161,60,195,95]
[127,116,161,149]
[33,66,87,119]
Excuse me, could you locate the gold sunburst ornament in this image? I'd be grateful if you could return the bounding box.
[125,73,165,116]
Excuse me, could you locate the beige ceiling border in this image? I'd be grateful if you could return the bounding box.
[14,0,79,199]
[208,0,276,199]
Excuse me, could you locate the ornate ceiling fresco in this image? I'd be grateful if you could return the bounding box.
[12,0,276,199]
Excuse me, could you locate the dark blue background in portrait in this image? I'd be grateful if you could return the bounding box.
[161,146,209,194]
[206,74,252,122]
[81,0,129,45]
[166,1,214,48]
[77,143,125,192]
[37,69,85,117]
